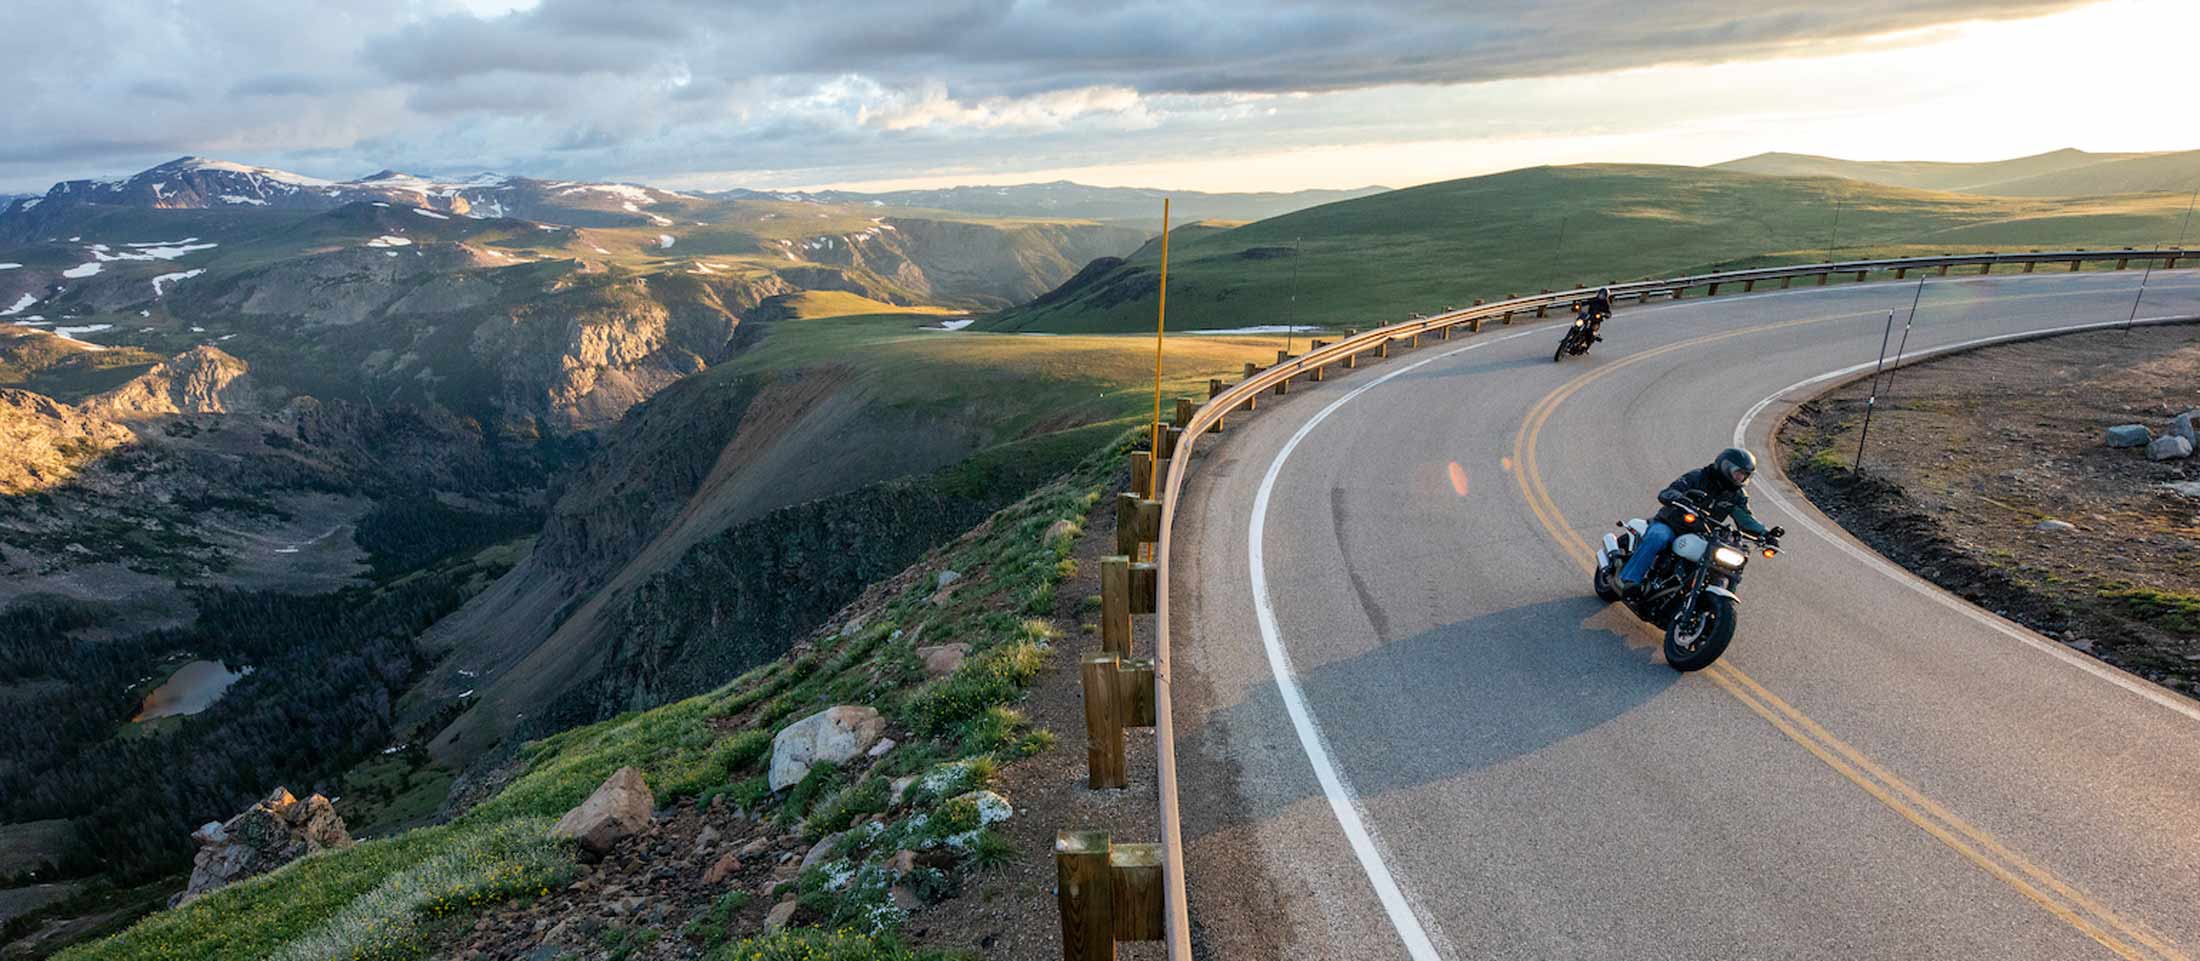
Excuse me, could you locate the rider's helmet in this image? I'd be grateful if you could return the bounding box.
[1712,447,1758,488]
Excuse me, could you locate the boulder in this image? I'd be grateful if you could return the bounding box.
[768,706,885,791]
[550,767,654,857]
[867,737,897,758]
[916,643,969,678]
[764,898,799,933]
[2105,424,2152,448]
[801,832,845,869]
[1043,519,1078,544]
[935,570,962,590]
[2149,435,2194,461]
[174,787,351,906]
[2172,410,2199,446]
[889,775,918,807]
[702,852,742,885]
[2035,519,2076,532]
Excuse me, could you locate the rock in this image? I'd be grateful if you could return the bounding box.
[936,570,961,590]
[693,825,721,852]
[801,832,845,869]
[2105,424,2152,447]
[703,852,743,884]
[2035,519,2076,532]
[890,775,918,807]
[1043,519,1078,544]
[886,849,917,875]
[891,884,921,910]
[550,767,655,857]
[174,788,351,906]
[768,705,885,791]
[2172,410,2199,446]
[764,898,799,933]
[738,836,773,858]
[2148,435,2193,461]
[2164,481,2200,498]
[867,737,897,758]
[839,617,865,638]
[916,643,969,678]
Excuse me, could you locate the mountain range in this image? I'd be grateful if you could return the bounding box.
[1712,147,2200,196]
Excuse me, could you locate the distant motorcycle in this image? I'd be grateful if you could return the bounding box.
[1592,497,1780,671]
[1553,306,1607,362]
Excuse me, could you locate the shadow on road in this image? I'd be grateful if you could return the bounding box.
[1180,595,1676,834]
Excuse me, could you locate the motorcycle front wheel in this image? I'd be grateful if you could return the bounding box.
[1553,332,1573,362]
[1663,594,1736,672]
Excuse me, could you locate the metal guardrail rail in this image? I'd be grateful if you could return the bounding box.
[1137,244,2190,959]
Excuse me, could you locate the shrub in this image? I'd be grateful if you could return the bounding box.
[704,927,963,961]
[967,829,1017,872]
[805,776,892,837]
[682,889,752,951]
[783,762,846,822]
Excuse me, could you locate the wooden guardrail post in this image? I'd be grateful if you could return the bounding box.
[1503,293,1519,322]
[1937,264,1950,276]
[1894,267,1907,279]
[1129,452,1152,500]
[2169,253,2182,270]
[1534,290,1551,319]
[1238,363,1259,410]
[1308,340,1328,380]
[2023,260,2037,274]
[1816,272,1829,285]
[1273,351,1293,395]
[1374,338,1390,359]
[1172,398,1193,430]
[1100,556,1132,654]
[1670,284,1685,300]
[1979,261,1992,275]
[1780,276,1793,289]
[2116,249,2132,270]
[1706,282,1720,296]
[1080,657,1126,788]
[1115,494,1159,556]
[2069,258,2082,272]
[1742,278,1757,291]
[1078,651,1160,789]
[1854,269,1868,282]
[1056,831,1164,959]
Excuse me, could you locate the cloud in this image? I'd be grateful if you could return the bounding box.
[0,0,2111,192]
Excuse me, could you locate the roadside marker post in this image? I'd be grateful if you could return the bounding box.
[1056,831,1165,959]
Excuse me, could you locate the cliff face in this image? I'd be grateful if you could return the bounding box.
[78,346,258,420]
[0,387,135,494]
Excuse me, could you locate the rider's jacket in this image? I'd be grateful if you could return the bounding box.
[1653,465,1770,535]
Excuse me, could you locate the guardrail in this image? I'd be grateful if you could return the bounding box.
[1059,244,2191,959]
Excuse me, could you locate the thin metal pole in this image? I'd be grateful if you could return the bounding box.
[2130,184,2200,333]
[1549,216,1569,290]
[1150,198,1169,498]
[1828,195,1842,265]
[1880,294,1920,405]
[1855,309,1897,470]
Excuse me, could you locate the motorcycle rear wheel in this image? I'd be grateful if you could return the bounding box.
[1592,562,1622,602]
[1663,594,1735,672]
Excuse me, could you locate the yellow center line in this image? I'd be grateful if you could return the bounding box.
[1508,315,2186,961]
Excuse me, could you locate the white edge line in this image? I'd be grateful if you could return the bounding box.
[1735,313,2200,725]
[1248,325,1544,961]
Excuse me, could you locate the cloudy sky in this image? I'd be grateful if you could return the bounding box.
[3,0,2194,194]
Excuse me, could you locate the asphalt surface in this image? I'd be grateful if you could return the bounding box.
[1170,269,2200,961]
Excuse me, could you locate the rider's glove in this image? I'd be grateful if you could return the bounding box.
[1767,525,1786,540]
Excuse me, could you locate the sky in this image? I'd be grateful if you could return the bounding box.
[2,0,2195,195]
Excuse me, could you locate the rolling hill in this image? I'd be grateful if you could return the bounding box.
[985,162,2200,334]
[732,180,1390,225]
[1715,148,2200,197]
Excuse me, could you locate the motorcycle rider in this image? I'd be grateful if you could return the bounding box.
[1616,447,1784,599]
[1576,286,1614,342]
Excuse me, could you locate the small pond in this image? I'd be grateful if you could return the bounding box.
[133,661,251,722]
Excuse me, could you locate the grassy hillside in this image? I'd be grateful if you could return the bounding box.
[1715,149,2200,198]
[1965,149,2200,197]
[1710,149,2152,192]
[62,429,1136,961]
[984,163,2200,334]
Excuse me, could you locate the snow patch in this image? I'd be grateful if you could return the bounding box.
[1,293,36,316]
[366,235,413,248]
[218,194,268,206]
[412,207,450,220]
[920,319,974,332]
[152,268,205,296]
[657,234,675,249]
[0,263,19,270]
[1185,324,1323,335]
[62,262,102,278]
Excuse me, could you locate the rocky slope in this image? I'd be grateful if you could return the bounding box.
[0,386,134,495]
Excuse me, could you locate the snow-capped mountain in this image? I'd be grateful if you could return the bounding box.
[1,157,701,230]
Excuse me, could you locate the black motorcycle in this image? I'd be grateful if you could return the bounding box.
[1553,307,1606,362]
[1592,499,1779,671]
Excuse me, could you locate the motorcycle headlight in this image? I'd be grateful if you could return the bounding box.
[1711,546,1748,570]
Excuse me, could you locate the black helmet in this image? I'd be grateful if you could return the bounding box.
[1713,447,1758,487]
[1596,286,1611,299]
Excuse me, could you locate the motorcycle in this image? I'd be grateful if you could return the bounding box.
[1591,498,1780,671]
[1553,306,1606,362]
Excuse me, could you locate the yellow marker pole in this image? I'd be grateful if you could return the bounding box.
[1149,198,1170,498]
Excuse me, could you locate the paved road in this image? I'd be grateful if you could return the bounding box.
[1170,270,2200,961]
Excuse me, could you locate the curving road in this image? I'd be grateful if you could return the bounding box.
[1169,269,2200,961]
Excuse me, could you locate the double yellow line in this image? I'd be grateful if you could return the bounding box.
[1509,316,2185,961]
